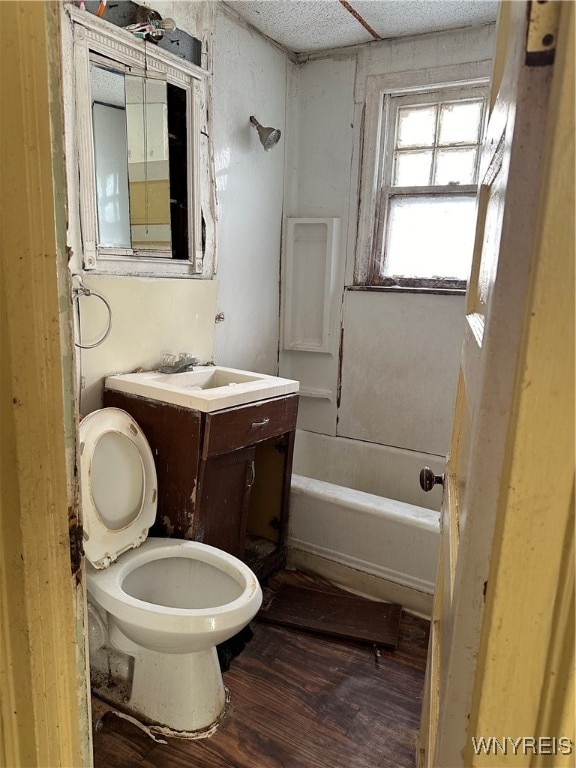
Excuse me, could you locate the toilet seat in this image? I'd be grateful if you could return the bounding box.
[80,408,157,569]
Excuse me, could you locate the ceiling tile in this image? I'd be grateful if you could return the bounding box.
[226,0,499,54]
[227,1,373,53]
[354,0,499,40]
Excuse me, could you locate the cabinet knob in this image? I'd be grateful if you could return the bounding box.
[419,466,444,492]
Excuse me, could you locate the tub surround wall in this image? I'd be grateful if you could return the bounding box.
[280,23,496,462]
[292,429,444,512]
[338,291,466,454]
[280,55,357,435]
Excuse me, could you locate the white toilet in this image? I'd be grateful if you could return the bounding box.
[80,407,262,734]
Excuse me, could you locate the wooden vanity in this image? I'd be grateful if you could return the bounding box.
[103,389,299,580]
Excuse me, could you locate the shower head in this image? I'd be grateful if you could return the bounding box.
[250,116,281,151]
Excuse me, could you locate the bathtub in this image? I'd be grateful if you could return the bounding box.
[288,430,443,615]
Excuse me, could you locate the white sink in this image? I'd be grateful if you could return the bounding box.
[105,366,299,413]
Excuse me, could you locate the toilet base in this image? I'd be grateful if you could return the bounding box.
[109,625,227,733]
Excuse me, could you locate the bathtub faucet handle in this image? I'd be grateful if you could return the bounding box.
[419,467,444,492]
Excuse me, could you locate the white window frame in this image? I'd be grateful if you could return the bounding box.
[355,62,492,292]
[69,6,216,278]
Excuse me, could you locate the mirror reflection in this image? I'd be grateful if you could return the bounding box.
[91,64,131,248]
[90,62,188,259]
[125,74,171,251]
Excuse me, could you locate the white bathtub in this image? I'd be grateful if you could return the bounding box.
[288,430,443,614]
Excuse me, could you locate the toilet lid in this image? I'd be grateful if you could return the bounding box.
[79,408,157,569]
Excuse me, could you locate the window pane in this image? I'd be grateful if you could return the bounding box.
[396,105,437,148]
[394,150,433,185]
[438,100,483,145]
[384,195,477,279]
[434,148,478,185]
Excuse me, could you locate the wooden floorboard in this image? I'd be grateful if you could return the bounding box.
[92,574,429,768]
[257,583,402,647]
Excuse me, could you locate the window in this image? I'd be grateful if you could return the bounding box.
[359,83,488,291]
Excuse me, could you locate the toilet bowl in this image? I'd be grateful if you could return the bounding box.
[80,408,262,734]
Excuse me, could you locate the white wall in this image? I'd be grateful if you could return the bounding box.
[293,429,445,511]
[77,276,218,413]
[338,291,465,454]
[280,56,357,434]
[211,10,288,374]
[281,24,495,463]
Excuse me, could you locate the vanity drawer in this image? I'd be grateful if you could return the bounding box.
[201,394,299,459]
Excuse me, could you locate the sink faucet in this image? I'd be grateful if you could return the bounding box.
[157,353,199,374]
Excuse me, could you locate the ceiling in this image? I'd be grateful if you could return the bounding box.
[225,0,499,54]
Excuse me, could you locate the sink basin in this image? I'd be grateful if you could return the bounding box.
[105,366,299,413]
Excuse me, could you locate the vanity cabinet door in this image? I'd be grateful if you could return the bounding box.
[196,446,256,558]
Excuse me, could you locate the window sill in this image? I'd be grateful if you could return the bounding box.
[347,285,466,296]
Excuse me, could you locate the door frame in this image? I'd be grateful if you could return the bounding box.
[0,2,91,765]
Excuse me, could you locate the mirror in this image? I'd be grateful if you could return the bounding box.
[91,65,130,248]
[71,10,215,277]
[90,61,188,259]
[125,74,171,252]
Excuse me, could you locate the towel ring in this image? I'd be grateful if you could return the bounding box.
[73,286,112,349]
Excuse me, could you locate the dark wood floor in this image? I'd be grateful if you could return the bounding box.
[92,573,429,768]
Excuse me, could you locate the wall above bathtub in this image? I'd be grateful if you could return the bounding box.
[337,290,465,455]
[280,22,496,460]
[210,7,288,376]
[279,54,357,434]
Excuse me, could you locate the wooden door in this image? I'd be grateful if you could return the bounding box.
[196,446,256,558]
[419,2,574,766]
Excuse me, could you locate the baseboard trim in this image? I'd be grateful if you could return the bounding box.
[287,546,434,618]
[288,536,435,594]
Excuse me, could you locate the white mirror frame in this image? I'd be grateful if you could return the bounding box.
[68,6,215,278]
